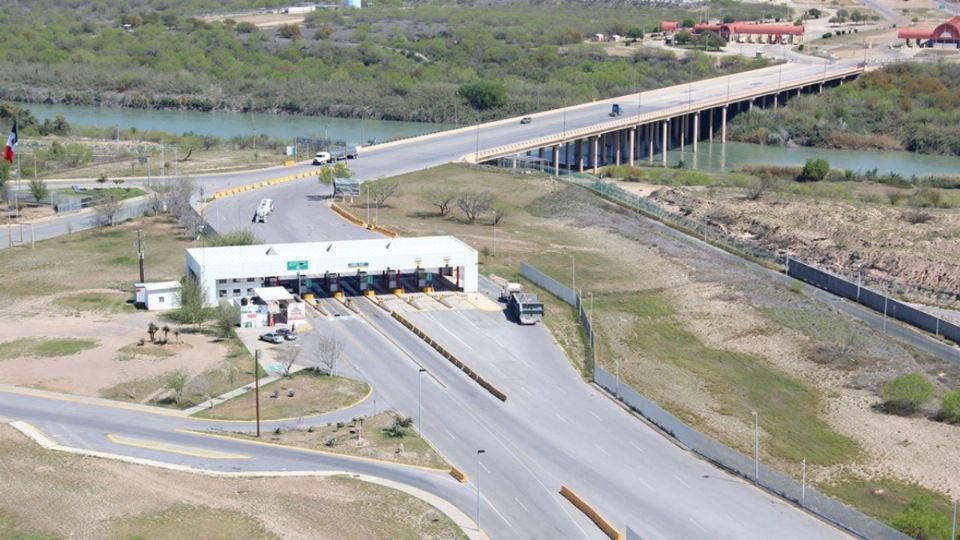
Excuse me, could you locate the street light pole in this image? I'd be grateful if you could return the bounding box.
[752,411,759,482]
[255,349,262,437]
[492,210,497,258]
[477,449,486,531]
[570,254,576,296]
[418,368,426,435]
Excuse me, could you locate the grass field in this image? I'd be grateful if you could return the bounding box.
[214,412,448,470]
[55,291,136,313]
[100,336,265,409]
[0,338,98,360]
[197,371,370,421]
[821,477,956,532]
[52,186,146,202]
[0,424,464,539]
[0,215,193,303]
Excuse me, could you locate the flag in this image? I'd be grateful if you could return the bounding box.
[3,119,17,164]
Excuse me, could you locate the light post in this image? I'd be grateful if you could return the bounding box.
[951,500,957,540]
[752,411,759,483]
[476,449,486,531]
[492,210,497,258]
[418,368,426,435]
[570,254,576,297]
[255,349,262,437]
[475,118,481,163]
[801,457,807,506]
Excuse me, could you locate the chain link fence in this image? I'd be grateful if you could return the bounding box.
[520,260,910,540]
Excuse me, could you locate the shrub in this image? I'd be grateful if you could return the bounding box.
[939,390,960,423]
[458,80,507,111]
[890,496,952,540]
[901,209,934,224]
[881,373,934,415]
[799,158,830,182]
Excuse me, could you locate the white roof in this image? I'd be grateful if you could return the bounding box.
[253,287,293,302]
[135,281,181,291]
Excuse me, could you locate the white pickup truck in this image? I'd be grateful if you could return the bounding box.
[255,198,273,223]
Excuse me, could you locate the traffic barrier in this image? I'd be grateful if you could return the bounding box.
[390,311,507,402]
[559,485,623,540]
[368,223,400,238]
[210,168,319,200]
[330,202,366,227]
[449,467,468,483]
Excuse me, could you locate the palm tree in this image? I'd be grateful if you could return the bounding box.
[147,322,158,343]
[173,329,181,343]
[161,325,171,343]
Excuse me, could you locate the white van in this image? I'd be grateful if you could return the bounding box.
[312,151,332,165]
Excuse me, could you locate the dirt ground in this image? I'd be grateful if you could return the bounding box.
[0,300,229,399]
[621,181,960,308]
[0,424,463,540]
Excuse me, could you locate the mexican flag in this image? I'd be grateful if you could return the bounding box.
[3,120,17,163]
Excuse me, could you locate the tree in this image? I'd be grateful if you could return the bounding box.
[422,187,458,217]
[28,178,48,201]
[363,178,400,207]
[234,21,256,33]
[491,202,510,225]
[163,368,189,404]
[277,23,302,40]
[881,373,934,415]
[681,18,696,28]
[148,322,158,343]
[939,390,960,423]
[457,191,494,223]
[174,273,209,328]
[310,334,343,375]
[458,80,507,111]
[333,162,353,181]
[890,496,952,540]
[97,174,108,184]
[94,195,123,227]
[626,27,643,40]
[800,158,830,182]
[277,343,301,376]
[673,30,693,45]
[215,300,239,338]
[161,325,170,342]
[112,178,125,190]
[807,8,822,18]
[318,166,334,186]
[722,15,735,23]
[745,177,773,200]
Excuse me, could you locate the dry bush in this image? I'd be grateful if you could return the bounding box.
[900,209,934,224]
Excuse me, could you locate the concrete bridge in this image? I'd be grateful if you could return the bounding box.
[467,63,863,175]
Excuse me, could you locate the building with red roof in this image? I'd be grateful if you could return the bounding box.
[672,21,806,44]
[661,21,679,33]
[897,16,960,47]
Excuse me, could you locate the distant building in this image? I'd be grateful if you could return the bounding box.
[661,21,680,34]
[134,281,182,311]
[897,16,960,48]
[677,21,805,44]
[344,0,361,8]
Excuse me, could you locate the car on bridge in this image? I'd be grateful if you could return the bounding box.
[520,116,532,124]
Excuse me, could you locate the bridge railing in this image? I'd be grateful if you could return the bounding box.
[468,66,863,163]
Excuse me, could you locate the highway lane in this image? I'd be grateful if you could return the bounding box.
[402,307,849,540]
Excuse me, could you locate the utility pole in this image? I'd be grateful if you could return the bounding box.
[477,449,486,531]
[752,411,760,483]
[136,229,145,283]
[254,349,262,437]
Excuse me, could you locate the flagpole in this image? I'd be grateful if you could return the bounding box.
[13,112,19,221]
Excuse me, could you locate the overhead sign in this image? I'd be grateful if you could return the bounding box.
[287,260,308,271]
[348,262,369,269]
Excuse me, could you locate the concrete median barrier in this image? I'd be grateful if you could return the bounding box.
[330,202,367,227]
[390,311,506,402]
[449,467,468,484]
[559,485,623,540]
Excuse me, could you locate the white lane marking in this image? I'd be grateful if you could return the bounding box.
[555,413,570,425]
[589,411,602,421]
[518,385,534,397]
[480,461,491,474]
[514,496,530,513]
[630,441,645,453]
[428,314,473,350]
[594,443,610,456]
[689,517,708,532]
[443,428,458,441]
[674,474,691,489]
[636,476,653,491]
[481,493,513,530]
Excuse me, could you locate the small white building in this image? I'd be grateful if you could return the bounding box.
[134,281,182,311]
[235,287,307,329]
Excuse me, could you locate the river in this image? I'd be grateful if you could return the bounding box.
[24,102,960,177]
[21,102,453,146]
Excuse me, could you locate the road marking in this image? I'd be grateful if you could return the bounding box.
[106,434,250,460]
[636,476,653,491]
[428,315,473,350]
[514,496,530,513]
[443,428,458,441]
[630,441,645,453]
[480,462,491,474]
[593,443,610,456]
[518,385,534,398]
[688,517,708,532]
[674,474,691,489]
[589,411,602,421]
[555,413,570,425]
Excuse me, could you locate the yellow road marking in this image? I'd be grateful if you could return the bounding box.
[106,433,250,460]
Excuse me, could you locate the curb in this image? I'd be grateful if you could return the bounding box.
[7,421,486,540]
[559,485,624,540]
[211,170,316,200]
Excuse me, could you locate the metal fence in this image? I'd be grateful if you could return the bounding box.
[520,260,909,540]
[788,259,960,347]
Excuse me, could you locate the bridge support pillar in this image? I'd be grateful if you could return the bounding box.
[648,124,654,163]
[708,111,713,142]
[629,128,635,167]
[592,136,599,174]
[680,115,686,151]
[693,112,699,153]
[721,105,727,144]
[749,99,753,111]
[615,130,621,166]
[553,144,560,177]
[661,120,668,165]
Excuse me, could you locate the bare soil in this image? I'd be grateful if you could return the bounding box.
[0,424,464,540]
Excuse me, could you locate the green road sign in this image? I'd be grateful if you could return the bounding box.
[426,273,433,281]
[287,260,308,271]
[367,275,374,284]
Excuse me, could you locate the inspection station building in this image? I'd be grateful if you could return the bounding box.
[185,236,479,306]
